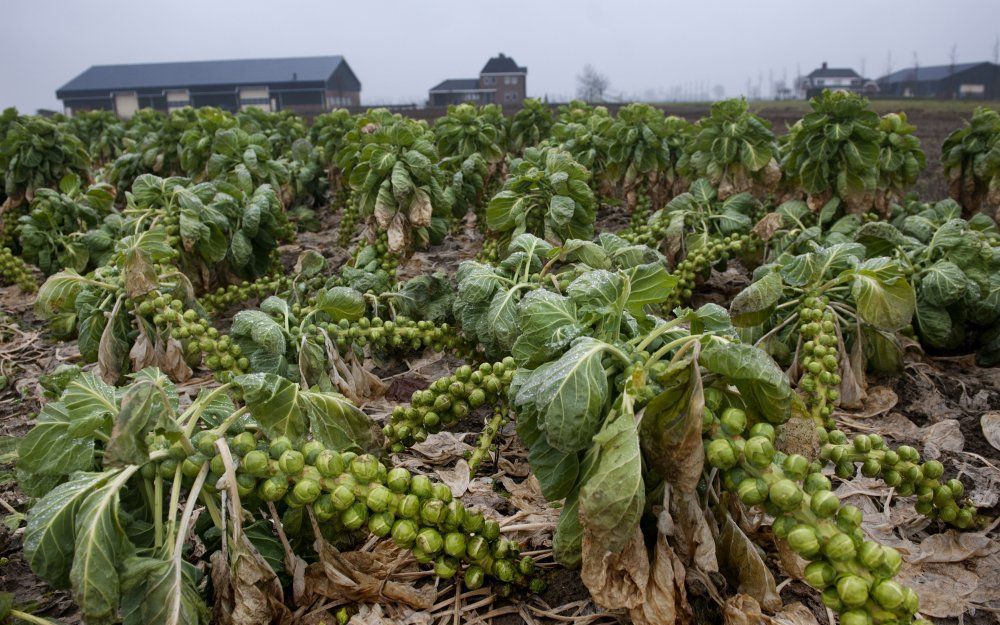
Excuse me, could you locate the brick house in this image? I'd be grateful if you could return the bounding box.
[56,56,361,118]
[428,53,527,107]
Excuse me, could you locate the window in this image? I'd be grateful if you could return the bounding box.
[504,92,517,102]
[959,84,985,95]
[483,76,495,85]
[504,75,518,85]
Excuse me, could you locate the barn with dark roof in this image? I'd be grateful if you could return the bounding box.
[875,62,1000,99]
[800,62,875,98]
[428,53,527,107]
[56,55,361,118]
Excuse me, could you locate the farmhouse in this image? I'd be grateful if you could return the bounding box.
[56,55,361,118]
[429,54,527,107]
[800,62,875,98]
[876,61,1000,99]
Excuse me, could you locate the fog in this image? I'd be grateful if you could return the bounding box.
[0,0,997,112]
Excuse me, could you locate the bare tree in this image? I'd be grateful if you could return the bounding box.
[576,64,610,102]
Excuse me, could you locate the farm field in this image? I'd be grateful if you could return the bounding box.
[0,93,999,625]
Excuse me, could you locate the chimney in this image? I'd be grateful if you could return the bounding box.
[822,62,828,70]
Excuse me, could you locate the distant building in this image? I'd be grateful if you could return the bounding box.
[56,56,361,118]
[429,53,527,107]
[876,62,1000,99]
[800,62,876,98]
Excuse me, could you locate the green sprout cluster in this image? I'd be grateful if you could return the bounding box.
[0,246,37,292]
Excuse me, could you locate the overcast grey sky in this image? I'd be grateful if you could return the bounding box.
[1,0,997,112]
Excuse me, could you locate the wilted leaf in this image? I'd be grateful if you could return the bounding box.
[580,528,649,610]
[717,515,780,611]
[981,412,1000,452]
[628,533,690,625]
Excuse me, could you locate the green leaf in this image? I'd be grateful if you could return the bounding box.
[120,555,209,625]
[548,195,577,226]
[103,380,180,467]
[729,271,783,327]
[532,337,612,453]
[853,221,906,257]
[24,472,110,588]
[851,259,916,331]
[71,468,136,624]
[314,287,365,322]
[511,290,582,368]
[921,261,969,307]
[622,263,677,314]
[578,406,644,554]
[17,402,97,478]
[700,341,792,425]
[300,390,378,453]
[234,374,307,443]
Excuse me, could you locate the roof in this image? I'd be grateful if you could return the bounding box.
[877,62,992,84]
[429,78,484,92]
[808,66,861,79]
[57,56,349,96]
[480,54,526,74]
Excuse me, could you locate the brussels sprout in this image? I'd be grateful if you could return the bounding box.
[432,482,453,503]
[902,586,920,614]
[386,467,412,493]
[821,586,843,611]
[279,450,305,475]
[744,437,775,468]
[301,440,326,464]
[840,609,871,625]
[367,485,392,513]
[704,387,724,411]
[231,432,257,456]
[421,499,446,526]
[350,454,381,483]
[315,449,345,477]
[331,485,356,511]
[194,431,220,456]
[823,533,856,562]
[803,472,832,494]
[293,479,321,505]
[415,528,444,555]
[466,535,490,561]
[737,478,769,506]
[922,459,944,479]
[878,546,903,577]
[312,494,337,521]
[392,519,419,547]
[368,511,394,537]
[768,479,803,511]
[529,577,547,594]
[434,555,459,579]
[259,476,289,501]
[483,518,501,541]
[782,454,810,480]
[871,579,905,610]
[468,388,486,408]
[410,475,433,499]
[946,478,964,497]
[444,532,467,558]
[810,490,840,517]
[242,450,270,477]
[464,565,485,590]
[803,561,836,589]
[398,493,420,519]
[837,504,863,528]
[269,436,293,459]
[341,502,368,530]
[857,541,885,569]
[518,555,535,576]
[209,454,227,476]
[748,422,775,443]
[787,525,821,557]
[719,407,747,436]
[836,575,870,608]
[772,515,797,539]
[861,458,881,478]
[494,559,516,582]
[462,509,485,534]
[706,439,738,469]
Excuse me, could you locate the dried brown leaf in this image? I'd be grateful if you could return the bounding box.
[846,386,898,419]
[767,603,819,625]
[896,562,978,618]
[667,487,718,572]
[434,459,471,497]
[629,533,691,625]
[911,530,996,563]
[775,415,818,459]
[210,533,291,625]
[752,213,784,243]
[717,515,781,611]
[580,528,649,610]
[980,411,1000,452]
[723,594,765,625]
[920,419,964,459]
[163,337,193,382]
